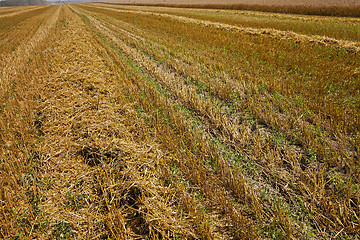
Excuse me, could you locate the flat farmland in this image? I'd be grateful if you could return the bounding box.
[109,0,360,17]
[109,0,358,7]
[0,3,359,239]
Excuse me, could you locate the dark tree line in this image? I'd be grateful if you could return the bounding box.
[0,0,45,6]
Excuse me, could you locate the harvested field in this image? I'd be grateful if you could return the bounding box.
[108,0,360,17]
[108,0,358,6]
[0,3,359,239]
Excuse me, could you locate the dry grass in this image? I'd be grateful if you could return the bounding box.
[1,2,359,239]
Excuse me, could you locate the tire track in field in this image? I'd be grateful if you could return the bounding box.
[88,3,360,52]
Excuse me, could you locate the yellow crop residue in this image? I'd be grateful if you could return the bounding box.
[0,3,359,239]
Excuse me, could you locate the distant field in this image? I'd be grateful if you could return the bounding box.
[0,2,359,239]
[107,0,360,16]
[109,0,359,6]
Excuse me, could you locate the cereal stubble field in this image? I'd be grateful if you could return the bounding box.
[0,3,359,239]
